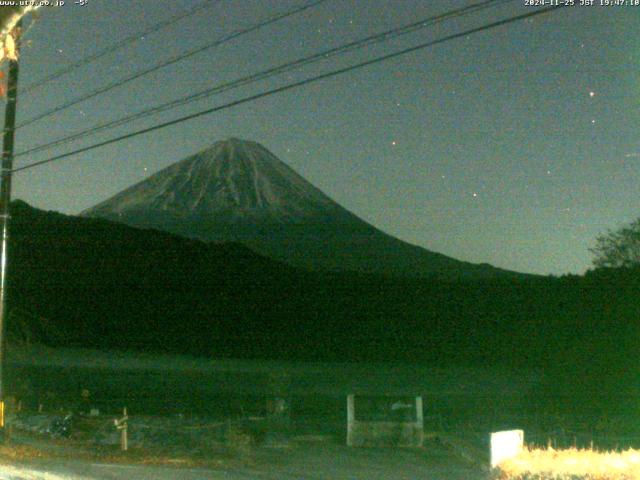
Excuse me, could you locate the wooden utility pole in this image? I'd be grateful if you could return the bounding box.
[0,21,21,435]
[114,407,129,451]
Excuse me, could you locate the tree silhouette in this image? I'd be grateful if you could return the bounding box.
[590,218,640,268]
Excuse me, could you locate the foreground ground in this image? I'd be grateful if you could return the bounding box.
[0,434,487,480]
[2,344,635,479]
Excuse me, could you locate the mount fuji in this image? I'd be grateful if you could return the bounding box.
[83,138,519,279]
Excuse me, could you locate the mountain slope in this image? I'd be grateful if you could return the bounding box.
[8,200,300,355]
[83,138,522,279]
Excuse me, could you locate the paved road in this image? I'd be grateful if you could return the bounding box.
[0,444,489,480]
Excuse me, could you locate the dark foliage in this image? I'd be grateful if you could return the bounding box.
[5,201,640,414]
[590,217,640,268]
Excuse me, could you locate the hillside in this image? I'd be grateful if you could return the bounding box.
[5,201,638,384]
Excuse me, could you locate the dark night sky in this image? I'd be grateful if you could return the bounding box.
[5,0,639,275]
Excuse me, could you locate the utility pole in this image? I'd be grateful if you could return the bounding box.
[0,20,21,436]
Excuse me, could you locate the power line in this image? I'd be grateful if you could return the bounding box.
[16,0,513,158]
[12,5,567,174]
[21,0,219,95]
[16,0,329,129]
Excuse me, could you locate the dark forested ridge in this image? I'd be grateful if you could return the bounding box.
[6,200,639,388]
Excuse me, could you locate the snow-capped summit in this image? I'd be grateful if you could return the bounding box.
[83,138,517,279]
[85,138,338,223]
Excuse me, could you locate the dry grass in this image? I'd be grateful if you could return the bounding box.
[497,446,640,479]
[0,429,234,471]
[0,443,50,461]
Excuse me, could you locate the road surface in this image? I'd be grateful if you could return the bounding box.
[0,443,488,479]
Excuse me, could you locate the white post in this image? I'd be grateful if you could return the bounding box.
[415,396,424,447]
[490,429,524,469]
[347,394,355,447]
[121,407,128,451]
